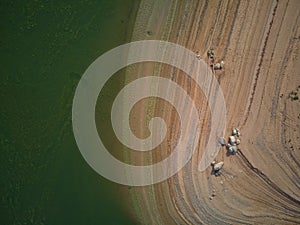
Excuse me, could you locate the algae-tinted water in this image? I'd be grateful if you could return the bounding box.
[0,0,139,224]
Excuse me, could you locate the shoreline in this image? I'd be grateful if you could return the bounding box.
[123,1,178,223]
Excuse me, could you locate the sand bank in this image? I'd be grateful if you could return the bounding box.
[124,0,300,224]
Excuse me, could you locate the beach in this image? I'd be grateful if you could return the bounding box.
[125,0,300,224]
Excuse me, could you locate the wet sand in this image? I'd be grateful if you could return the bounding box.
[125,0,300,224]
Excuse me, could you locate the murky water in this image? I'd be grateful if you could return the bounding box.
[0,0,139,224]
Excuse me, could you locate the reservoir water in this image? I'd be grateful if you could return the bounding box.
[1,0,140,224]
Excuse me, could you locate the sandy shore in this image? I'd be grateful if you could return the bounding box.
[124,0,300,224]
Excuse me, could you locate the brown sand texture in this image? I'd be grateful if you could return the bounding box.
[124,0,300,224]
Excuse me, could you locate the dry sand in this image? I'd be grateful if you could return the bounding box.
[124,0,300,224]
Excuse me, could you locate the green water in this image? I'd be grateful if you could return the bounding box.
[0,0,140,224]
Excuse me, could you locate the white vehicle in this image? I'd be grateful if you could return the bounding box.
[232,128,237,135]
[211,161,224,176]
[218,137,226,146]
[229,136,236,145]
[213,161,224,171]
[228,145,238,154]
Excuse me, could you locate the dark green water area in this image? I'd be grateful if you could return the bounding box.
[0,0,140,224]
